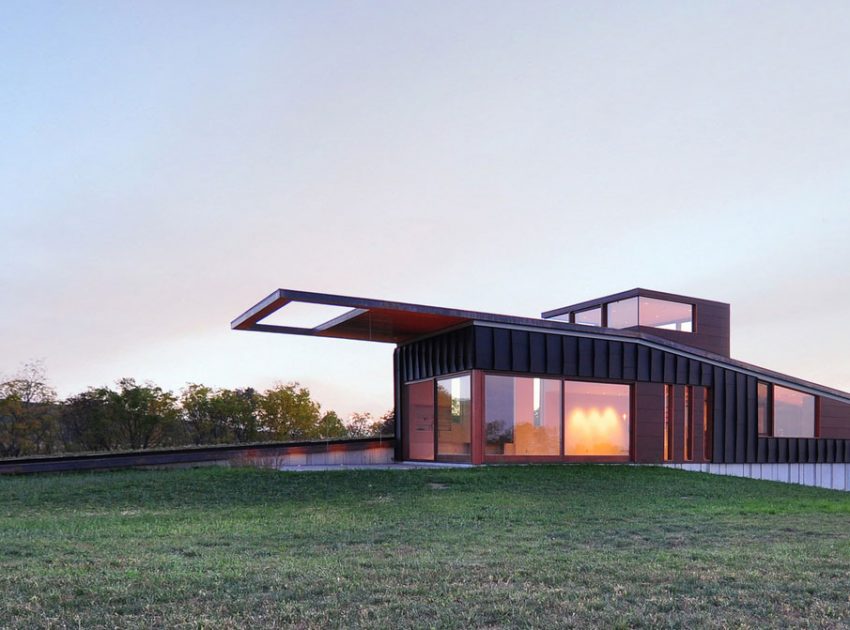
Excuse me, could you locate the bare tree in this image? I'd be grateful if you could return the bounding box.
[0,361,59,456]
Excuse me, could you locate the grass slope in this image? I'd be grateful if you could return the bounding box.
[1,465,850,628]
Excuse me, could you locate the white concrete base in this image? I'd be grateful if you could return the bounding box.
[663,462,850,491]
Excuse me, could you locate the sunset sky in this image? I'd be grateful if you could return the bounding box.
[2,2,850,419]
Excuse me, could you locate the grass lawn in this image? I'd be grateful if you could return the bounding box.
[2,465,850,628]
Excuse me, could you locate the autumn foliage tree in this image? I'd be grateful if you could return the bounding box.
[0,364,384,457]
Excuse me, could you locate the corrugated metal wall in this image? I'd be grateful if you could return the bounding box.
[398,323,850,464]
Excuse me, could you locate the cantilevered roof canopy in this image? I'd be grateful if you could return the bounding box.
[232,288,850,402]
[230,289,495,343]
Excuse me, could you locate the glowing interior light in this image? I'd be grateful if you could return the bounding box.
[565,406,629,456]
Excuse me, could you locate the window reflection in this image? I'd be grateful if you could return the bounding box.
[607,297,638,329]
[564,381,630,456]
[638,297,693,332]
[574,307,602,326]
[485,376,561,455]
[773,385,815,438]
[436,375,472,457]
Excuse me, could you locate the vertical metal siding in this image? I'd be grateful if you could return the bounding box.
[724,371,736,463]
[512,330,530,372]
[578,338,594,377]
[593,339,608,378]
[745,376,758,462]
[735,372,747,463]
[399,324,850,464]
[623,343,637,380]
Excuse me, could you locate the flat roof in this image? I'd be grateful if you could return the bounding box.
[232,288,850,403]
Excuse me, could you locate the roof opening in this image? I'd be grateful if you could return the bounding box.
[258,302,354,329]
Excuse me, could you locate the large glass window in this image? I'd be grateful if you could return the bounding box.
[574,307,602,326]
[564,381,630,456]
[772,385,815,438]
[757,382,771,436]
[607,297,638,329]
[638,297,693,332]
[436,375,472,458]
[484,376,561,456]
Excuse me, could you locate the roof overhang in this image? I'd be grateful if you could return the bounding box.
[230,289,484,343]
[232,288,850,403]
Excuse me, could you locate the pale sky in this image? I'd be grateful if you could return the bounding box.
[2,2,850,419]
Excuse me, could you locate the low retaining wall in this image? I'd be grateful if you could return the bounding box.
[0,437,395,475]
[664,462,850,491]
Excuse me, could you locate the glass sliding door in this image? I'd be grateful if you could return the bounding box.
[436,375,472,461]
[404,380,435,461]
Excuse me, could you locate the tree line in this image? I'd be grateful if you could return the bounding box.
[0,363,393,458]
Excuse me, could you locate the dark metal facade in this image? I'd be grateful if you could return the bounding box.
[397,323,850,465]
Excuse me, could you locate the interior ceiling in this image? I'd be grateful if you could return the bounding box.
[310,308,468,343]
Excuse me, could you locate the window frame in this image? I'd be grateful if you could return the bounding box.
[588,295,698,333]
[482,374,563,457]
[574,307,603,327]
[637,297,696,333]
[606,297,639,330]
[434,372,474,463]
[481,370,633,463]
[770,383,818,439]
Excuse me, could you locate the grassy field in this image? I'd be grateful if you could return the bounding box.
[2,465,850,628]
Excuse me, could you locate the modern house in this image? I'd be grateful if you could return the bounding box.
[232,288,850,487]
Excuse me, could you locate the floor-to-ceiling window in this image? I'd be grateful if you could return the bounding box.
[436,375,472,459]
[563,381,631,457]
[408,372,639,463]
[484,375,561,456]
